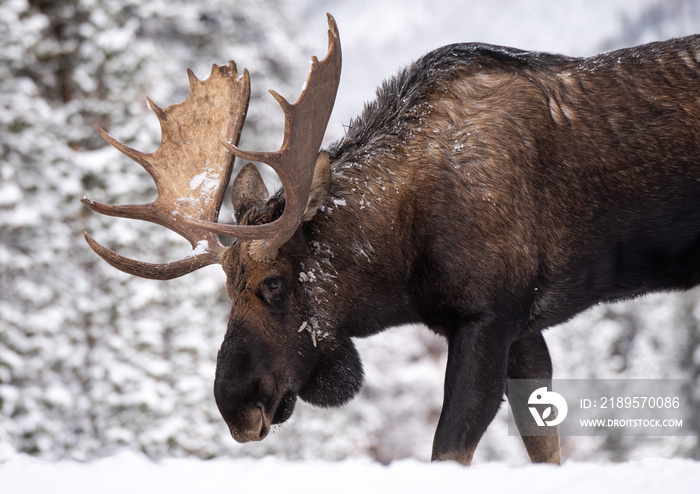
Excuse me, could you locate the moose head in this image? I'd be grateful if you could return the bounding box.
[82,15,362,443]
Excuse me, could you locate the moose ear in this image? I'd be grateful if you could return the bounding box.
[231,163,269,224]
[302,151,331,222]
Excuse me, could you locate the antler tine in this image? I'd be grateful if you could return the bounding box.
[188,14,342,262]
[82,61,251,279]
[83,232,220,280]
[98,129,156,176]
[81,198,153,221]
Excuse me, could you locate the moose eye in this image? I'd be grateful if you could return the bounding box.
[261,278,286,306]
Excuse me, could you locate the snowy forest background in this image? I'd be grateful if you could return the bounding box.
[1,0,700,466]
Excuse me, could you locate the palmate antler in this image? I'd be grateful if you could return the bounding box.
[82,61,250,279]
[201,14,341,261]
[82,14,342,276]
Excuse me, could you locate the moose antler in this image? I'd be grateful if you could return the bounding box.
[83,14,342,273]
[82,62,251,279]
[188,13,342,261]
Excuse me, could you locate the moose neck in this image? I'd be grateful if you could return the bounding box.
[297,143,422,338]
[297,58,480,338]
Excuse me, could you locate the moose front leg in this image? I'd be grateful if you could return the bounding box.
[507,331,561,464]
[431,320,514,465]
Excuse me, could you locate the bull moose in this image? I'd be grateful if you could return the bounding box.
[82,14,700,465]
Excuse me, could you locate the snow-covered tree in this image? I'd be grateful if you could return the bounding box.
[0,0,307,460]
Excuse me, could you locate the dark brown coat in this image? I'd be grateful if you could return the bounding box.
[215,35,700,464]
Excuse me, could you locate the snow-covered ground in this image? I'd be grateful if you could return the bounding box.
[2,452,699,494]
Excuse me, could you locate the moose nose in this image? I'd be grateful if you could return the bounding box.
[228,403,271,443]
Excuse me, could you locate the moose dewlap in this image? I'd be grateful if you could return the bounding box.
[83,14,700,465]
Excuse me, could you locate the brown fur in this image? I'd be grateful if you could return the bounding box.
[214,35,700,464]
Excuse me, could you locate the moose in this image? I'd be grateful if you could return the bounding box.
[82,14,700,465]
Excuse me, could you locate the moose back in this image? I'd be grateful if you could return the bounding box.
[83,15,700,464]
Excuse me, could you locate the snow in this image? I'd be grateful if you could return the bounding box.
[185,240,209,258]
[1,452,699,494]
[189,168,220,197]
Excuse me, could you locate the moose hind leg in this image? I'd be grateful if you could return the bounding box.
[507,331,561,464]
